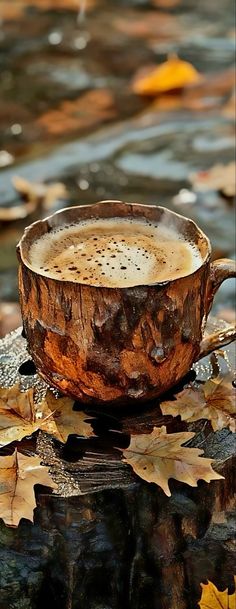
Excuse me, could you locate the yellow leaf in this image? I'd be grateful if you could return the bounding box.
[0,449,57,527]
[160,374,236,433]
[41,391,95,442]
[199,578,236,609]
[13,176,68,211]
[0,384,40,446]
[0,384,95,447]
[133,55,201,96]
[122,426,222,496]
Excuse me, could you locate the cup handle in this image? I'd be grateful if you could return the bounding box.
[198,258,236,359]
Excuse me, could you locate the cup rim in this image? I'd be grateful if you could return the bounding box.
[17,200,212,289]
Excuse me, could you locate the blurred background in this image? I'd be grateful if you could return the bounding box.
[0,0,235,336]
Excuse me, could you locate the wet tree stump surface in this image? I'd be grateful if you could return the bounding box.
[0,319,235,609]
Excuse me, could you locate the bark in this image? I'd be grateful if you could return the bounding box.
[0,450,235,609]
[0,326,235,609]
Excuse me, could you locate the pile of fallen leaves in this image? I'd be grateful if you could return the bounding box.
[0,372,234,527]
[0,384,94,526]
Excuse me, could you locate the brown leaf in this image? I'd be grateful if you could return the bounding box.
[0,201,37,222]
[161,375,236,433]
[0,384,94,447]
[41,391,95,442]
[0,384,40,446]
[133,55,201,96]
[199,577,236,609]
[0,449,57,527]
[122,426,222,496]
[189,162,236,197]
[37,89,116,136]
[13,176,68,211]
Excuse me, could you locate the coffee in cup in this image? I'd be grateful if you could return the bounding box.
[28,217,202,288]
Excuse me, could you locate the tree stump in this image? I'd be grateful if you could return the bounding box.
[0,319,235,609]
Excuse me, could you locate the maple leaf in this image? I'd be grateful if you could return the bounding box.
[0,384,94,447]
[199,577,236,609]
[0,449,57,527]
[122,426,222,496]
[0,384,40,446]
[41,391,95,442]
[133,54,201,96]
[160,375,236,433]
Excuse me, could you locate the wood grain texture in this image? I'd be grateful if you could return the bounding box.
[17,201,212,405]
[0,454,235,609]
[0,327,235,609]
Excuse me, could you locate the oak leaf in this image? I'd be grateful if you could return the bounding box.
[0,449,57,527]
[133,55,201,96]
[160,375,236,433]
[122,426,222,496]
[0,384,94,447]
[199,577,236,609]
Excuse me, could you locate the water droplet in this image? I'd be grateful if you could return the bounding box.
[0,150,14,167]
[78,179,89,190]
[10,123,22,135]
[48,31,63,45]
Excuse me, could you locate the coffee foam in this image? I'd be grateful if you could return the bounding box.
[28,217,203,287]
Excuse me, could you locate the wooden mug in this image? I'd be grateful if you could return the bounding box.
[17,201,236,406]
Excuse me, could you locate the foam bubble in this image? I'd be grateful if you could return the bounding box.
[28,217,203,287]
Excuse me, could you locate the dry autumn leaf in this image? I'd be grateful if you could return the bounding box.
[41,390,95,442]
[0,449,57,527]
[0,201,37,222]
[38,89,116,136]
[189,162,236,197]
[199,577,236,609]
[0,384,94,447]
[161,375,236,433]
[133,55,201,96]
[0,384,39,446]
[122,426,222,496]
[13,176,67,211]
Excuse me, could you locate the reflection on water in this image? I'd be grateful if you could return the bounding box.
[0,0,235,313]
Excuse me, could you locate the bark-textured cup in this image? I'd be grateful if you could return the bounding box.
[17,201,236,405]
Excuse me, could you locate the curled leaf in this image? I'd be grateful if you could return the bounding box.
[122,426,222,496]
[41,391,95,442]
[0,384,95,447]
[160,374,236,433]
[13,176,67,211]
[133,54,201,96]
